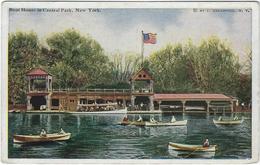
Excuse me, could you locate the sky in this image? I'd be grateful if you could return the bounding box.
[9,8,252,62]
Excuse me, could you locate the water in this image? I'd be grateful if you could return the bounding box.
[8,113,251,159]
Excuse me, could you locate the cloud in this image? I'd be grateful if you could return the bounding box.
[9,9,251,62]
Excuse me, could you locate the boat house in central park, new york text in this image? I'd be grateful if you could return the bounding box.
[26,68,236,113]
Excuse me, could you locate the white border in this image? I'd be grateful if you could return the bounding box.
[1,1,259,164]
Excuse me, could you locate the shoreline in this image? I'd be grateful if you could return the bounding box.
[8,109,252,115]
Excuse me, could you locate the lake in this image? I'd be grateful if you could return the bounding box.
[8,112,251,159]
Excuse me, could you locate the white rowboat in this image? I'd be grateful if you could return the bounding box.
[168,142,217,158]
[213,118,244,125]
[13,133,71,144]
[145,120,187,126]
[168,142,217,152]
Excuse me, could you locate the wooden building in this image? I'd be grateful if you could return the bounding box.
[26,68,235,113]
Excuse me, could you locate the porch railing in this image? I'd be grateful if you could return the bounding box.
[51,88,131,93]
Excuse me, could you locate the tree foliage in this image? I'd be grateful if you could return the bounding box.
[8,31,251,105]
[110,52,142,83]
[149,44,195,92]
[187,37,240,95]
[149,36,241,96]
[45,29,110,88]
[8,31,41,104]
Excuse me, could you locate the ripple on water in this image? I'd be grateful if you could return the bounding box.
[8,113,251,159]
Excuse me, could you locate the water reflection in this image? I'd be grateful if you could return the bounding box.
[8,113,251,159]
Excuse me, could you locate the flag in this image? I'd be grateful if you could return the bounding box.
[143,32,157,44]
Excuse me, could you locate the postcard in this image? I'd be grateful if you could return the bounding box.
[1,1,259,164]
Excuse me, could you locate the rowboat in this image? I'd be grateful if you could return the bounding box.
[119,121,145,126]
[213,117,244,125]
[168,142,217,152]
[168,142,217,158]
[145,120,187,126]
[13,133,71,144]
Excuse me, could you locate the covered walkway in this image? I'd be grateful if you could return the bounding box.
[153,93,234,113]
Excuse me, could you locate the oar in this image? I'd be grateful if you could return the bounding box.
[49,138,65,145]
[42,134,67,145]
[183,147,200,158]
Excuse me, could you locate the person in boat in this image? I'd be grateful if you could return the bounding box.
[150,117,157,123]
[123,115,128,122]
[137,115,143,122]
[171,116,176,123]
[60,128,65,134]
[203,139,210,147]
[218,116,222,121]
[40,129,47,137]
[233,116,238,120]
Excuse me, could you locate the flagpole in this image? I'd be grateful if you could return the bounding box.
[141,30,144,67]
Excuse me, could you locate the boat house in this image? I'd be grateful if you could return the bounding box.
[26,68,235,113]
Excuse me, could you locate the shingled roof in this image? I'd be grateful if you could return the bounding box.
[154,93,231,101]
[26,68,51,76]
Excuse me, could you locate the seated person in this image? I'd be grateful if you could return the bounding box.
[171,116,176,123]
[123,116,128,122]
[150,117,157,123]
[40,129,47,137]
[137,115,143,122]
[60,128,65,134]
[203,139,210,147]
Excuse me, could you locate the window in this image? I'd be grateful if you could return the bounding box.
[51,99,59,106]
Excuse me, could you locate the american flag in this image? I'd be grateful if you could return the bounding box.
[143,32,157,44]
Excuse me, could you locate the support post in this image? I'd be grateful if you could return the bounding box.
[206,100,210,113]
[182,100,186,112]
[150,80,154,93]
[28,77,31,92]
[49,77,52,91]
[149,96,154,111]
[123,99,126,108]
[131,96,136,110]
[27,96,32,110]
[32,79,35,91]
[131,80,135,92]
[46,77,49,91]
[230,100,234,113]
[45,95,51,111]
[158,101,162,111]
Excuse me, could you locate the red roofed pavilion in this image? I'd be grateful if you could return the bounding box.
[26,68,53,110]
[26,68,51,77]
[26,68,52,92]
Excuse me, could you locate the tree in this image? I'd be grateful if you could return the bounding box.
[188,36,240,95]
[8,31,41,105]
[110,52,142,83]
[237,49,252,104]
[149,43,195,92]
[148,36,241,95]
[45,29,110,88]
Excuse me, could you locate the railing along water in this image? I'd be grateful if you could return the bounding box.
[51,88,131,93]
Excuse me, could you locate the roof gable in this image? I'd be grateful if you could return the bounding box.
[130,68,153,81]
